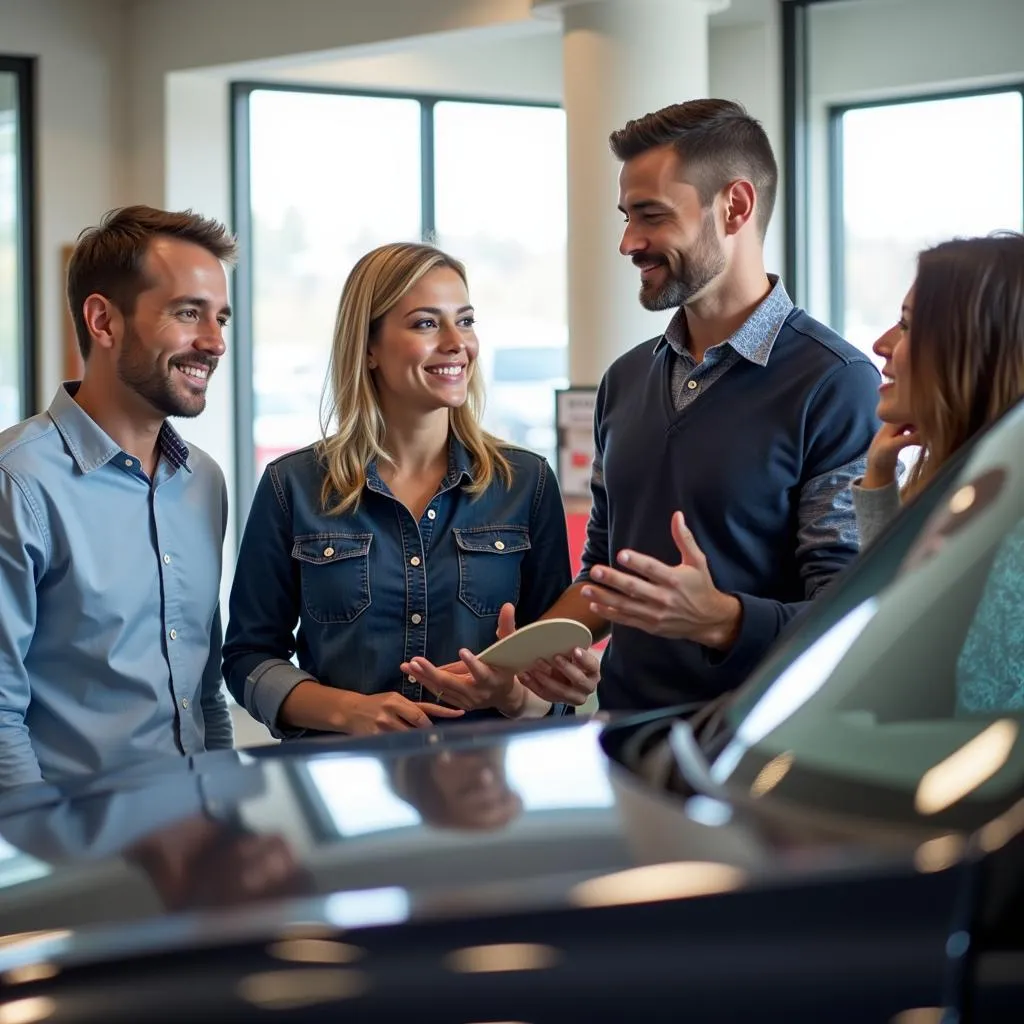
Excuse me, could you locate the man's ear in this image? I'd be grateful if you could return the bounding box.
[721,179,757,237]
[81,294,123,353]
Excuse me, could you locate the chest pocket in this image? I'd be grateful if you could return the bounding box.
[454,525,531,617]
[292,533,373,624]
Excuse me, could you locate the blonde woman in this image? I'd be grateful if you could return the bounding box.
[223,243,599,738]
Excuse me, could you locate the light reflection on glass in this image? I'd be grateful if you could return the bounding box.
[913,834,965,874]
[237,969,368,1010]
[444,943,561,974]
[712,599,878,783]
[749,751,794,798]
[0,837,51,889]
[307,757,421,836]
[0,997,56,1024]
[570,861,746,908]
[978,797,1024,853]
[2,963,59,985]
[267,939,365,965]
[684,795,733,828]
[324,887,410,929]
[915,719,1018,815]
[504,724,614,811]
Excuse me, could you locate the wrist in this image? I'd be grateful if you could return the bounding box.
[862,464,898,490]
[325,687,358,732]
[495,679,528,719]
[699,593,743,651]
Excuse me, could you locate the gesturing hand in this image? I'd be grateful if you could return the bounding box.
[335,690,464,735]
[581,511,742,650]
[401,603,521,714]
[863,421,921,490]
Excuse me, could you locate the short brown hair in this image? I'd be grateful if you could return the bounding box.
[67,205,237,359]
[609,99,778,237]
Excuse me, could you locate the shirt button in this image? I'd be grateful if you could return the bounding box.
[426,509,437,520]
[323,546,335,557]
[411,613,422,624]
[180,697,189,710]
[169,628,177,640]
[407,674,417,684]
[163,554,171,565]
[410,556,421,566]
[124,458,133,467]
[687,379,698,390]
[494,540,505,550]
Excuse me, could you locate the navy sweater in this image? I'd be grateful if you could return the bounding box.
[580,308,880,710]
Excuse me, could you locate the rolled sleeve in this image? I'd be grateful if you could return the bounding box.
[851,480,902,550]
[0,467,47,787]
[244,658,313,740]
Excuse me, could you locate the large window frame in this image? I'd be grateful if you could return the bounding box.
[827,82,1024,336]
[0,55,38,422]
[229,81,561,534]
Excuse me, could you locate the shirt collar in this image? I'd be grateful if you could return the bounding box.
[655,275,794,367]
[48,382,192,475]
[365,435,475,494]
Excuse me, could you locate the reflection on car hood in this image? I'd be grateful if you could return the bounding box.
[0,717,970,972]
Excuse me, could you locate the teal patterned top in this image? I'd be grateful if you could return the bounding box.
[956,517,1024,714]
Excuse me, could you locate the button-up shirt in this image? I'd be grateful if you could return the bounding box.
[223,439,571,737]
[660,276,867,560]
[0,384,233,788]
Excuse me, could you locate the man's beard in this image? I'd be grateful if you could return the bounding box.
[117,324,215,419]
[639,211,726,312]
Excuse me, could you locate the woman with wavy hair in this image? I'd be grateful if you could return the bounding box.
[224,242,598,738]
[854,232,1024,545]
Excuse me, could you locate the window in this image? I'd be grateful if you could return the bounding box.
[433,101,567,465]
[0,58,35,432]
[831,88,1024,358]
[233,85,567,510]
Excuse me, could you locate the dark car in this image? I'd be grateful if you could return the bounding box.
[1,402,1023,1022]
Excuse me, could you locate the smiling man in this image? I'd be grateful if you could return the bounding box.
[524,100,880,713]
[0,206,237,786]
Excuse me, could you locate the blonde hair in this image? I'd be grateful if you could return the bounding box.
[317,242,512,513]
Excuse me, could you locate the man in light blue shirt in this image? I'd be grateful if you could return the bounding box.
[0,205,237,787]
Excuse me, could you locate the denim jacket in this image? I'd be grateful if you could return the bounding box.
[223,438,571,737]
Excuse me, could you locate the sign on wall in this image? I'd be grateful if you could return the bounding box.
[555,387,597,501]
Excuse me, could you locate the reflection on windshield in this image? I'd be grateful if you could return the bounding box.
[305,725,613,838]
[0,836,50,889]
[707,406,1024,823]
[711,600,878,784]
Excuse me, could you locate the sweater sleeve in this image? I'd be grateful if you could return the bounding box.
[852,480,902,549]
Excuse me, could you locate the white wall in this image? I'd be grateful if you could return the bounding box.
[258,28,562,103]
[0,0,129,407]
[125,0,539,204]
[710,8,784,274]
[805,0,1024,319]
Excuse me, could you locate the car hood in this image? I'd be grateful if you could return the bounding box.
[0,716,976,973]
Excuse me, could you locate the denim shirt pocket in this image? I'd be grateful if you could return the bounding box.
[292,532,373,624]
[454,525,531,617]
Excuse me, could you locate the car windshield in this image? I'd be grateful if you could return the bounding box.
[710,400,1024,831]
